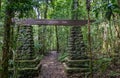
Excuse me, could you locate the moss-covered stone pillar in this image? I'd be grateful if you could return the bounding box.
[64,0,90,78]
[16,26,35,78]
[17,26,34,60]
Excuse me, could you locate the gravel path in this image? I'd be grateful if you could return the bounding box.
[37,51,67,78]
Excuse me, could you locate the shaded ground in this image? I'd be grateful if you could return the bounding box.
[37,51,67,78]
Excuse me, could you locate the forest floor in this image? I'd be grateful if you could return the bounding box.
[34,51,120,78]
[36,51,67,78]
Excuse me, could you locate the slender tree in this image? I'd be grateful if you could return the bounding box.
[55,26,59,52]
[2,0,13,78]
[86,0,93,78]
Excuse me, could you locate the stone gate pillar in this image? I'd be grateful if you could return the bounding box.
[64,0,90,78]
[16,26,35,78]
[17,26,34,60]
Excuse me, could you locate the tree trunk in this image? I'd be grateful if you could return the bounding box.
[55,26,59,52]
[2,1,13,77]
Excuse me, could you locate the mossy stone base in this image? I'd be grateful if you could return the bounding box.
[66,58,90,68]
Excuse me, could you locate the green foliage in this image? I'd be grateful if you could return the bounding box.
[58,52,68,62]
[105,3,120,20]
[49,0,72,19]
[94,58,112,73]
[7,0,39,18]
[110,71,120,77]
[93,0,120,20]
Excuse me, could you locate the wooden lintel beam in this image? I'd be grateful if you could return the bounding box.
[13,19,95,26]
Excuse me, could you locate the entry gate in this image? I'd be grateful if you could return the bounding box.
[12,19,95,78]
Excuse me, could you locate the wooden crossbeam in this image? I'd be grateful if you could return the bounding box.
[12,19,95,26]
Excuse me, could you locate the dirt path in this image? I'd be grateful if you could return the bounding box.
[37,51,67,78]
